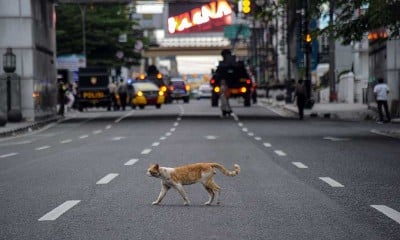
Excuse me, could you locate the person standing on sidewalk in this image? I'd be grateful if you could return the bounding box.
[294,79,307,120]
[373,78,391,123]
[117,79,128,111]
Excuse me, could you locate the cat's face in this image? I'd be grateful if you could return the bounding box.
[147,164,160,177]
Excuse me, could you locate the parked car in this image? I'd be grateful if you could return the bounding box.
[196,84,212,99]
[169,78,190,103]
[130,81,165,109]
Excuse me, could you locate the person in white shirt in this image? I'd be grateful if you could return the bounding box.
[373,78,391,123]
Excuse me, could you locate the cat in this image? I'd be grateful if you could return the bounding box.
[147,162,240,206]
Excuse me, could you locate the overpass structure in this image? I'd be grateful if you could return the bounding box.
[143,45,248,58]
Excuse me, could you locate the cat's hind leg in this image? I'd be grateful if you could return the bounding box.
[210,181,221,205]
[203,184,215,205]
[152,183,170,205]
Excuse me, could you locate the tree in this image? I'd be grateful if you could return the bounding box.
[277,0,400,45]
[56,4,146,67]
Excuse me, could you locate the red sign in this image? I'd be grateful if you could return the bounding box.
[168,0,232,34]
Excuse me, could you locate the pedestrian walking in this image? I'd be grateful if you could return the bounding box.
[117,79,128,111]
[220,80,232,117]
[373,78,391,123]
[57,80,67,116]
[108,80,118,110]
[294,79,307,120]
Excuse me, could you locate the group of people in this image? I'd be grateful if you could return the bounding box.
[107,79,130,111]
[57,81,77,116]
[289,77,391,122]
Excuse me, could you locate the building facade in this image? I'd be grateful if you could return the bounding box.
[0,0,57,121]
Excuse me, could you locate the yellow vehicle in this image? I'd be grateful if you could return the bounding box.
[130,81,165,109]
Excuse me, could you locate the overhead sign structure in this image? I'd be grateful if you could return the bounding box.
[167,0,233,35]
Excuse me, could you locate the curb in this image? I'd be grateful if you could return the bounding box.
[0,116,62,138]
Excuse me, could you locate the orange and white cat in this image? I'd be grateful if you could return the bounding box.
[147,162,240,206]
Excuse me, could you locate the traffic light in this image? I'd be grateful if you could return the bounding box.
[241,0,252,14]
[305,33,312,43]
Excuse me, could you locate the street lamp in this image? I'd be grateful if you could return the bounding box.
[1,47,22,123]
[3,47,16,73]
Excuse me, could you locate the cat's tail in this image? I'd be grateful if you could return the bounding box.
[212,163,240,177]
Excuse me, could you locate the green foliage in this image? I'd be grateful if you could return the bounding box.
[278,0,400,45]
[56,4,144,67]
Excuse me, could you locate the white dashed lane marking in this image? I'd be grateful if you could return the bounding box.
[263,143,272,147]
[292,162,308,169]
[274,150,286,156]
[35,146,50,151]
[371,205,400,224]
[152,142,160,147]
[254,137,262,141]
[96,173,119,185]
[124,159,139,166]
[160,136,166,140]
[38,200,80,221]
[93,130,102,134]
[60,139,72,144]
[79,135,89,139]
[0,152,18,158]
[141,149,152,155]
[319,177,344,187]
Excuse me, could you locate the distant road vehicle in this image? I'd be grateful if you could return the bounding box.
[76,67,112,111]
[169,78,190,103]
[130,81,165,109]
[196,84,212,99]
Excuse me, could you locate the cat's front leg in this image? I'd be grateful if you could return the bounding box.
[152,183,170,205]
[175,184,191,205]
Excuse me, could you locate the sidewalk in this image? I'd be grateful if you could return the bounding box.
[259,98,400,139]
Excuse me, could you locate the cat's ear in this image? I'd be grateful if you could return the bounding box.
[154,164,159,170]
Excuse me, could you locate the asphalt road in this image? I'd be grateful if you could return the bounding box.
[0,99,399,240]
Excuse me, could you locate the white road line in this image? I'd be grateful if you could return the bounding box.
[15,140,32,145]
[242,128,248,132]
[248,132,254,136]
[173,122,179,127]
[263,142,272,147]
[96,173,119,185]
[292,162,308,169]
[79,135,89,139]
[371,205,400,224]
[177,117,181,121]
[170,128,176,132]
[93,130,103,134]
[124,159,139,166]
[60,139,72,144]
[141,149,152,155]
[38,200,80,221]
[105,125,112,130]
[115,111,134,123]
[152,142,160,147]
[160,136,166,140]
[36,145,50,151]
[274,150,286,156]
[319,177,344,187]
[232,114,239,121]
[165,132,172,136]
[254,137,262,141]
[238,122,243,127]
[0,152,18,158]
[112,136,126,141]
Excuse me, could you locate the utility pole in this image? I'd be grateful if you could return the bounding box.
[303,0,312,107]
[328,0,336,102]
[79,4,87,57]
